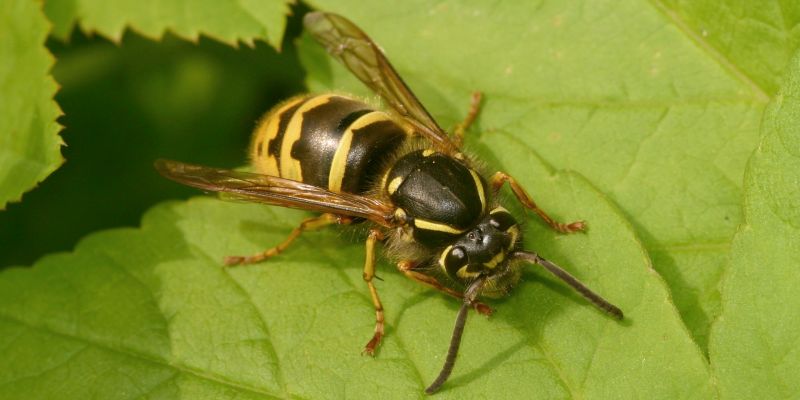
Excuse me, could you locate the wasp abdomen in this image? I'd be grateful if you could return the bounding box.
[251,94,409,194]
[386,149,488,246]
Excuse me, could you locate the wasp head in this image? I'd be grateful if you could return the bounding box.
[437,206,524,296]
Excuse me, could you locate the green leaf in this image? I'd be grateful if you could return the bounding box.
[709,51,800,399]
[300,0,783,354]
[6,0,796,397]
[0,147,714,398]
[0,0,63,209]
[43,0,293,48]
[656,0,800,97]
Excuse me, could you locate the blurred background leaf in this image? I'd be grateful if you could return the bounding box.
[0,3,307,268]
[0,0,63,210]
[43,0,293,48]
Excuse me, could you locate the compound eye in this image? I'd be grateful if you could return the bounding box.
[489,210,516,231]
[442,246,467,276]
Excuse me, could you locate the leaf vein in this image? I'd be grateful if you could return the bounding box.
[0,314,283,399]
[193,248,289,396]
[648,0,770,102]
[0,344,89,387]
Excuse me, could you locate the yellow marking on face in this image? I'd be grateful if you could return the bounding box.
[413,219,466,234]
[251,96,306,176]
[470,169,486,210]
[506,225,519,250]
[387,177,403,195]
[422,149,435,157]
[457,265,481,279]
[328,111,393,192]
[281,95,334,181]
[378,168,392,196]
[483,251,506,269]
[438,245,454,273]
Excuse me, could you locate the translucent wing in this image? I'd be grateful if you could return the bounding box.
[155,159,397,227]
[304,11,459,154]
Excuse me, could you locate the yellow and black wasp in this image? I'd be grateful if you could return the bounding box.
[156,11,623,394]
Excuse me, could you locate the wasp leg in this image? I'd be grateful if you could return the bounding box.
[453,91,483,148]
[224,213,346,266]
[363,229,387,356]
[396,260,492,316]
[490,172,585,233]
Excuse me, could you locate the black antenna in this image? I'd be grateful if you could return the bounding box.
[513,251,623,319]
[425,278,485,394]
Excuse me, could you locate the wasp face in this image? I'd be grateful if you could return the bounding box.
[438,207,521,283]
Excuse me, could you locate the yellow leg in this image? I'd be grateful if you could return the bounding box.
[453,91,483,147]
[362,229,386,355]
[396,261,492,316]
[490,172,585,233]
[224,213,341,266]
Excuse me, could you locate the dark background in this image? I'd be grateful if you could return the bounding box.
[0,6,309,268]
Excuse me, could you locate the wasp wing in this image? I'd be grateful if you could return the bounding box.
[304,11,459,154]
[155,159,397,227]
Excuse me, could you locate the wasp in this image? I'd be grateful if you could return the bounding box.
[156,11,623,394]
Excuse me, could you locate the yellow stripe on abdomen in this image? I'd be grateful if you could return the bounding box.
[250,95,307,176]
[280,95,335,182]
[327,111,394,192]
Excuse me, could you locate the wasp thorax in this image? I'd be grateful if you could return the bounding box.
[438,207,520,281]
[385,149,488,247]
